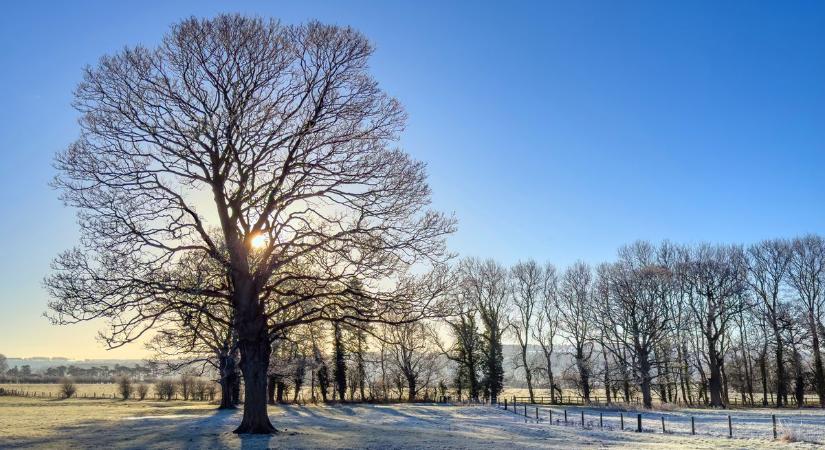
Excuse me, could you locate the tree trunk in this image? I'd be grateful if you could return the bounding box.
[721,361,730,405]
[521,346,534,403]
[774,326,787,407]
[576,348,591,402]
[602,346,611,405]
[407,376,417,401]
[218,354,237,409]
[358,358,366,401]
[707,343,725,408]
[235,337,276,434]
[622,374,631,402]
[759,352,769,406]
[543,349,555,404]
[469,354,480,401]
[638,349,653,408]
[810,313,825,408]
[267,375,277,405]
[333,322,347,402]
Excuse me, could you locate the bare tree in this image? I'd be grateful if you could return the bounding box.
[136,383,150,400]
[509,260,544,403]
[745,239,792,406]
[556,261,595,402]
[788,234,825,407]
[533,264,560,403]
[155,379,177,400]
[683,244,747,407]
[385,320,438,401]
[597,242,672,408]
[44,15,454,433]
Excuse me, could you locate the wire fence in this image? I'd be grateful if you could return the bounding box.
[508,393,824,409]
[499,397,825,443]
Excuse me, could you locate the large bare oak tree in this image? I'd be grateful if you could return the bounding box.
[45,15,454,434]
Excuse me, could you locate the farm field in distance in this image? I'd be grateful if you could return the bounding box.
[1,394,824,449]
[1,383,134,399]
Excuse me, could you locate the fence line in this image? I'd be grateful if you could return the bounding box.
[509,393,823,409]
[501,397,796,442]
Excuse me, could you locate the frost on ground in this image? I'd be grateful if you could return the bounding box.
[0,396,821,449]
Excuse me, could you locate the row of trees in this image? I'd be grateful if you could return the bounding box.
[53,374,215,401]
[0,361,156,383]
[264,320,447,404]
[444,236,825,409]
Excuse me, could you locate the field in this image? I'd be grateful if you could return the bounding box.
[1,383,134,398]
[1,395,824,449]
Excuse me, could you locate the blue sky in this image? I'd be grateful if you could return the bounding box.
[1,1,824,358]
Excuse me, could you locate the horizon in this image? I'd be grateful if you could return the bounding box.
[1,0,824,359]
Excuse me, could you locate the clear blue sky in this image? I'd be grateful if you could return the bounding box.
[1,1,824,358]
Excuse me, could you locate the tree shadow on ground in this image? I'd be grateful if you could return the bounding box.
[2,401,698,449]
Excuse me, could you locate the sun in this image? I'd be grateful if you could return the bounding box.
[249,233,268,249]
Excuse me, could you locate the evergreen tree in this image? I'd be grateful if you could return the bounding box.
[333,321,347,401]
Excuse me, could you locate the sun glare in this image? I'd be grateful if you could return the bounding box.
[250,233,268,249]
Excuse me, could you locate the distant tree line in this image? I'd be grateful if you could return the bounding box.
[445,235,825,409]
[0,359,156,384]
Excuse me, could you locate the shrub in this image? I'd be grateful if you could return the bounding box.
[136,383,149,400]
[778,419,802,443]
[60,377,77,399]
[117,376,133,400]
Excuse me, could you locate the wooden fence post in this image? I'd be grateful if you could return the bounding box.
[581,411,584,428]
[728,415,732,438]
[524,404,527,417]
[661,416,665,433]
[549,409,552,423]
[564,409,568,424]
[504,398,507,411]
[535,407,539,420]
[620,413,624,430]
[599,412,603,429]
[772,414,777,439]
[636,413,642,432]
[691,416,695,435]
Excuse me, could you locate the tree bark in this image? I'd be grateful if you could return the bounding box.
[707,343,725,408]
[407,376,417,401]
[773,326,787,407]
[576,347,591,402]
[603,347,611,405]
[759,351,769,406]
[810,313,825,408]
[234,335,275,434]
[638,349,653,408]
[521,345,535,403]
[267,375,277,405]
[218,354,237,409]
